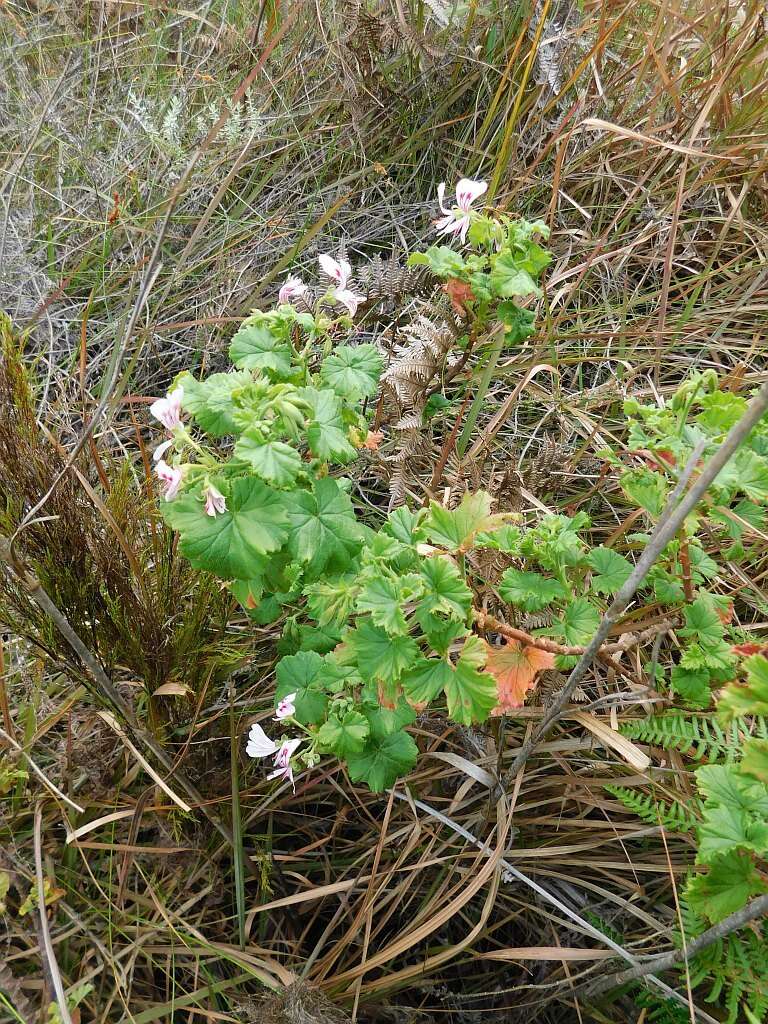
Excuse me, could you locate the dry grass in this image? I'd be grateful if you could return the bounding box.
[1,1,768,1022]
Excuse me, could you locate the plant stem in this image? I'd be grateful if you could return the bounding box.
[456,331,503,457]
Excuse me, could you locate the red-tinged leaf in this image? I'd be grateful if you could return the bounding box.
[443,277,475,315]
[732,643,768,657]
[484,640,556,714]
[657,449,676,467]
[716,601,734,625]
[363,429,384,451]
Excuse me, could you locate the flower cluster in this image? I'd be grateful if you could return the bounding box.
[276,253,365,317]
[149,384,227,517]
[246,692,302,790]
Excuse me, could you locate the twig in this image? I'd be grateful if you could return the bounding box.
[475,611,587,656]
[502,377,768,786]
[582,892,768,997]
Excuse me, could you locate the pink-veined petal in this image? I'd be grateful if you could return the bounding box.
[203,484,227,517]
[334,287,365,317]
[318,254,352,290]
[278,275,308,304]
[150,386,184,430]
[455,177,487,212]
[155,459,183,501]
[274,692,297,720]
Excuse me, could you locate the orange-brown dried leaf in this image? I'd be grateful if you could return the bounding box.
[485,639,555,714]
[363,429,385,451]
[443,277,475,315]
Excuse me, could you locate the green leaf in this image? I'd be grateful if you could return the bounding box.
[444,635,498,725]
[670,666,711,708]
[305,575,360,630]
[177,370,253,436]
[697,803,768,863]
[680,596,724,647]
[652,572,686,605]
[417,610,469,655]
[346,620,418,685]
[741,739,768,786]
[696,391,748,434]
[497,302,536,344]
[686,850,768,924]
[697,764,768,816]
[231,577,264,613]
[285,477,364,577]
[419,557,473,619]
[498,568,567,612]
[720,654,768,720]
[163,478,287,580]
[355,574,421,635]
[562,598,600,645]
[234,435,303,487]
[383,506,427,545]
[621,468,668,517]
[320,344,383,402]
[586,547,633,594]
[347,723,418,792]
[402,657,454,704]
[229,322,291,378]
[490,252,541,298]
[300,388,357,463]
[408,245,466,278]
[317,710,370,757]
[732,450,768,502]
[424,491,504,551]
[275,651,328,724]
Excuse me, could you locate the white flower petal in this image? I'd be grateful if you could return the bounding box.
[455,178,487,212]
[437,181,452,216]
[246,722,278,759]
[153,438,173,462]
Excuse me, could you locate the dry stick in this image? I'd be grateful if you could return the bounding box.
[0,538,248,865]
[503,380,768,788]
[582,891,768,998]
[34,802,74,1024]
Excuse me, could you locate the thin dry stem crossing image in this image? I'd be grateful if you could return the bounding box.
[1,2,768,1023]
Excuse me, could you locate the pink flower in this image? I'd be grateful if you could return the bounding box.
[203,483,227,517]
[318,254,364,317]
[155,459,183,501]
[150,386,184,430]
[435,178,488,243]
[267,738,302,791]
[334,287,366,318]
[279,275,308,305]
[318,253,352,290]
[274,692,297,720]
[246,724,302,792]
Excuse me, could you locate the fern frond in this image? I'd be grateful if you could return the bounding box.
[620,713,758,762]
[604,784,699,832]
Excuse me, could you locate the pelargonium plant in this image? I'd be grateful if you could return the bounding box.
[148,177,556,791]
